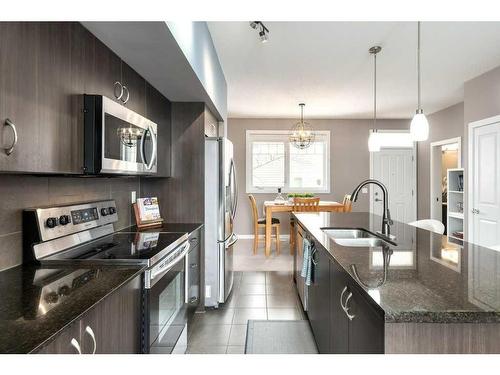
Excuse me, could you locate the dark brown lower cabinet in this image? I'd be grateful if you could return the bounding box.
[307,243,331,353]
[36,276,141,354]
[347,282,385,353]
[304,245,385,354]
[329,259,385,354]
[330,260,349,354]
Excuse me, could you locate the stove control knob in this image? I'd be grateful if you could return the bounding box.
[59,215,70,225]
[100,207,109,216]
[108,207,116,214]
[46,217,58,228]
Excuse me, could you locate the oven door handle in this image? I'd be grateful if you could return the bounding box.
[145,242,190,289]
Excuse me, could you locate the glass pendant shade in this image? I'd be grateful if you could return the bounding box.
[410,109,429,141]
[368,131,381,152]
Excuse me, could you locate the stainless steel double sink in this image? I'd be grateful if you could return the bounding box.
[321,228,395,247]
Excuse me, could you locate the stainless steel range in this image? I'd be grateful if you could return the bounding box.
[23,200,191,354]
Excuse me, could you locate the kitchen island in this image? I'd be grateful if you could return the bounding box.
[293,212,500,354]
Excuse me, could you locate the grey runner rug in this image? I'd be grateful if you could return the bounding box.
[245,320,318,354]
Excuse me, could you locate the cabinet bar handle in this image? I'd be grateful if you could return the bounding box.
[3,119,18,155]
[121,85,130,104]
[113,81,124,100]
[344,292,356,321]
[340,286,348,310]
[85,326,97,354]
[70,338,82,354]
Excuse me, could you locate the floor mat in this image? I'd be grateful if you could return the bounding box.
[245,320,318,354]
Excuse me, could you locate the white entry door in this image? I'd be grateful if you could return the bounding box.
[470,120,500,249]
[371,149,416,224]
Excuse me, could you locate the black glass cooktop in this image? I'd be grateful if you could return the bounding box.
[43,232,188,265]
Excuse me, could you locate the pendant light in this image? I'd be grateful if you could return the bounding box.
[410,21,429,141]
[289,103,315,149]
[368,46,381,152]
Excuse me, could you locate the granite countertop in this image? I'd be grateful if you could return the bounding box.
[120,223,203,234]
[294,212,500,323]
[0,264,145,353]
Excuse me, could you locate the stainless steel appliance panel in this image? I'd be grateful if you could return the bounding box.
[204,138,238,307]
[84,95,158,175]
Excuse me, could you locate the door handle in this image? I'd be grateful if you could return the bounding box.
[84,326,97,354]
[374,198,382,202]
[70,338,82,354]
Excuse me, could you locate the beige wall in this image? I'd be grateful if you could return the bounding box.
[228,118,410,235]
[416,102,464,220]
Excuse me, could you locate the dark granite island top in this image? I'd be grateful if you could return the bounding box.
[294,212,500,324]
[0,264,144,353]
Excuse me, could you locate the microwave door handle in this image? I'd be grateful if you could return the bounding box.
[147,127,157,170]
[140,128,148,166]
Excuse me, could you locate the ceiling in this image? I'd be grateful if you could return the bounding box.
[208,22,500,119]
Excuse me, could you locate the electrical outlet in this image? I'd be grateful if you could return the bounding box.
[131,191,137,204]
[205,285,211,298]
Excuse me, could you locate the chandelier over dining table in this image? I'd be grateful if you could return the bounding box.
[289,103,315,149]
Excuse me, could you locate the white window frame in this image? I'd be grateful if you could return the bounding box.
[245,130,331,194]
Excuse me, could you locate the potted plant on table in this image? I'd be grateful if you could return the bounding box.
[287,193,315,203]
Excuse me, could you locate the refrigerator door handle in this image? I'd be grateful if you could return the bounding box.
[226,233,238,248]
[229,158,238,220]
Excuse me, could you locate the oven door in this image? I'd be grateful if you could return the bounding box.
[143,246,189,354]
[98,96,157,175]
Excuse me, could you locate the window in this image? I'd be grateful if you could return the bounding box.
[246,130,330,193]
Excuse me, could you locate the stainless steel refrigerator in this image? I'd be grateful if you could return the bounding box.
[204,137,238,307]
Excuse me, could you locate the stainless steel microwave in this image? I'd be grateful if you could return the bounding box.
[83,95,158,175]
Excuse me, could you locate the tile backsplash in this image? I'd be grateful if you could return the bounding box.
[0,175,141,271]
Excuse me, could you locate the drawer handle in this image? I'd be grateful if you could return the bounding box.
[344,292,356,321]
[70,338,82,354]
[85,326,97,354]
[113,81,124,100]
[3,119,18,156]
[189,237,198,243]
[121,85,130,104]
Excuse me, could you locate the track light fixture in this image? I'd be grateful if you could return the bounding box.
[249,21,269,43]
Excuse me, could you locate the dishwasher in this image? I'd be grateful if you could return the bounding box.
[294,223,309,311]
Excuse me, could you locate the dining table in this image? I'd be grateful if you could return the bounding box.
[263,200,345,256]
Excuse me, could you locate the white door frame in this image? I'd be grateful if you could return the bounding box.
[369,130,417,222]
[467,114,500,243]
[429,137,462,221]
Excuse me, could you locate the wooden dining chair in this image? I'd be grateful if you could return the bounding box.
[248,195,281,255]
[342,194,353,212]
[289,197,320,251]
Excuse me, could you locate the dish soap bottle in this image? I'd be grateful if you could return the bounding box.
[275,188,286,204]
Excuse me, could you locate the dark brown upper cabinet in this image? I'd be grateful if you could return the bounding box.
[146,83,171,177]
[121,62,146,117]
[0,22,170,175]
[0,22,40,173]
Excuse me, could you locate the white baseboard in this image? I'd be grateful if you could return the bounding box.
[238,234,290,241]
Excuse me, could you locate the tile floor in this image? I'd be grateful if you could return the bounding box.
[233,239,294,272]
[186,271,305,354]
